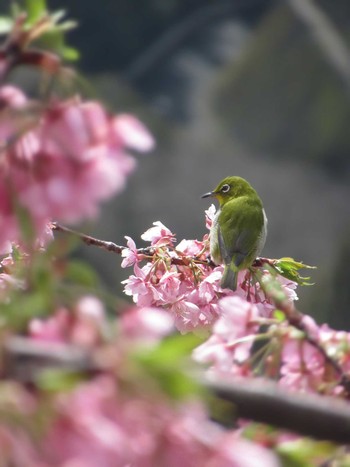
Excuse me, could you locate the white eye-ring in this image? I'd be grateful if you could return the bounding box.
[221,184,230,193]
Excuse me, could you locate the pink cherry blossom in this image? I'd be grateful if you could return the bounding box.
[141,221,176,247]
[112,114,155,152]
[280,339,325,392]
[205,204,216,230]
[209,433,280,467]
[122,214,299,333]
[121,236,139,268]
[29,296,106,348]
[0,85,153,251]
[120,306,174,345]
[29,308,70,343]
[122,263,160,307]
[193,297,260,372]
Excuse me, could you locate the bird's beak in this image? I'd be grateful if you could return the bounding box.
[201,191,215,199]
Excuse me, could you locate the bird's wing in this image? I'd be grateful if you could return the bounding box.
[218,198,263,268]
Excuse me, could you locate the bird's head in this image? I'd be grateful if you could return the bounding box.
[201,176,255,206]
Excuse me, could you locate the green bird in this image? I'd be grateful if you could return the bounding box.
[202,176,267,291]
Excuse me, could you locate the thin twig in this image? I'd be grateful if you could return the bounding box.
[51,222,273,268]
[259,274,350,394]
[51,222,125,253]
[50,222,213,266]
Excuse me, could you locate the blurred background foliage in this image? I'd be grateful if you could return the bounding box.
[2,0,350,327]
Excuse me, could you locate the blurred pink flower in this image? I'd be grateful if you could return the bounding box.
[0,85,153,251]
[43,377,223,467]
[113,114,155,152]
[29,296,106,348]
[280,339,325,392]
[209,433,280,467]
[29,308,70,343]
[170,299,201,333]
[193,297,259,371]
[120,306,174,345]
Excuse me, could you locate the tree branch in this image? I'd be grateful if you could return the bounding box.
[51,221,350,393]
[5,335,350,444]
[205,376,350,443]
[259,273,350,394]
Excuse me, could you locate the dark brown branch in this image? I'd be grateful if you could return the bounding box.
[50,222,213,266]
[205,376,350,444]
[51,222,125,254]
[50,222,272,269]
[5,336,350,443]
[3,336,98,383]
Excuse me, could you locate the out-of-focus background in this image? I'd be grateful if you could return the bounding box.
[4,0,350,326]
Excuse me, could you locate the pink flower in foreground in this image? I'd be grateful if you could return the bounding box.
[120,306,174,345]
[0,85,153,251]
[43,377,209,467]
[43,372,281,467]
[29,296,106,347]
[29,308,70,343]
[193,297,259,373]
[113,114,155,152]
[210,433,280,467]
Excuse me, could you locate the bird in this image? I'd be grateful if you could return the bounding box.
[202,176,267,291]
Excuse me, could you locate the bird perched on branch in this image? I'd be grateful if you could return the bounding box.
[202,176,267,291]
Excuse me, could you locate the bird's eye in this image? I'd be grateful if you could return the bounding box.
[221,184,230,193]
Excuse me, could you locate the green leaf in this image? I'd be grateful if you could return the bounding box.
[13,202,35,245]
[60,45,80,61]
[37,369,84,392]
[24,0,47,24]
[65,260,99,287]
[277,439,337,467]
[273,257,316,286]
[273,310,286,322]
[0,291,50,330]
[135,333,203,399]
[0,16,13,34]
[147,333,203,365]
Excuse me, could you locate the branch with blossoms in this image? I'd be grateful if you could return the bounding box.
[2,2,350,465]
[51,212,350,395]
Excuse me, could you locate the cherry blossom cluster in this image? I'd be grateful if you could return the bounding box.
[0,300,278,467]
[0,85,154,253]
[121,206,298,333]
[120,209,350,398]
[193,292,350,397]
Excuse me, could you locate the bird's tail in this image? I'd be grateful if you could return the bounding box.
[221,264,238,291]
